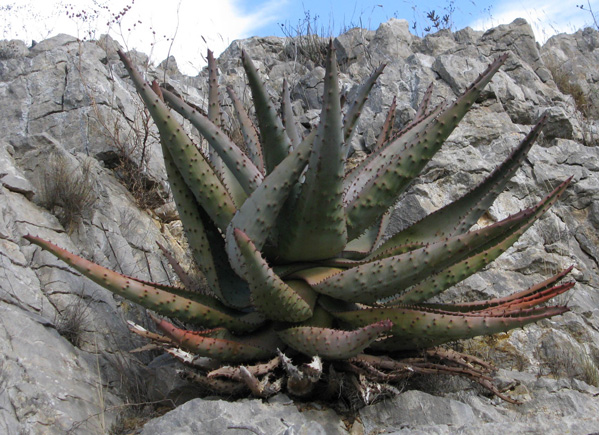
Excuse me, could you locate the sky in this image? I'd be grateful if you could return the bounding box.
[1,0,597,75]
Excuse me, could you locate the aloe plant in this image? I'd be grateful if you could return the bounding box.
[26,42,574,401]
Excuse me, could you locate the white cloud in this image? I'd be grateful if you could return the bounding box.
[469,0,595,43]
[1,0,286,75]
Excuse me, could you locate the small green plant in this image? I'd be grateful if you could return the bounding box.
[38,153,97,233]
[27,42,574,404]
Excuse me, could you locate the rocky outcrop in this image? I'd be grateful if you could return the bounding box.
[142,371,599,435]
[0,35,192,434]
[1,17,599,434]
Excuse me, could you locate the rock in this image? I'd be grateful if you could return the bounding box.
[0,39,28,59]
[358,371,599,434]
[360,390,477,430]
[141,395,347,435]
[0,33,193,433]
[334,27,375,66]
[542,106,584,141]
[0,15,598,434]
[367,18,413,63]
[542,27,599,118]
[142,373,599,435]
[294,66,326,109]
[0,141,35,199]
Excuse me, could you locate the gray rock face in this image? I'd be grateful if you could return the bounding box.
[141,372,599,435]
[358,371,599,434]
[141,395,347,435]
[0,34,191,434]
[0,17,599,434]
[542,27,599,119]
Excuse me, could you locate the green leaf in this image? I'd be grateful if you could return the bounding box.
[155,316,279,362]
[225,132,313,263]
[314,177,570,304]
[242,50,292,174]
[227,85,264,173]
[118,50,236,231]
[393,177,571,304]
[231,229,316,322]
[329,304,569,351]
[342,63,386,151]
[162,146,251,308]
[373,113,548,253]
[25,235,263,332]
[277,320,393,359]
[344,54,509,239]
[277,42,348,261]
[161,88,263,197]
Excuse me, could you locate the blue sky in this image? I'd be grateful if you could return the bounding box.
[241,0,595,41]
[241,0,495,37]
[2,0,597,74]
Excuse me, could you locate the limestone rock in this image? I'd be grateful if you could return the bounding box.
[141,395,347,435]
[359,371,599,435]
[0,16,598,434]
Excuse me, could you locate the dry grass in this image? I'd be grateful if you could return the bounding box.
[38,153,97,232]
[279,11,332,68]
[545,58,599,146]
[72,38,168,212]
[538,344,599,387]
[546,61,590,116]
[103,330,175,434]
[54,294,91,348]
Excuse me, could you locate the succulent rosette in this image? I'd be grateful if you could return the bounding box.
[26,42,573,400]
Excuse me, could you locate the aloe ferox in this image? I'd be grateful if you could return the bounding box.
[26,41,574,399]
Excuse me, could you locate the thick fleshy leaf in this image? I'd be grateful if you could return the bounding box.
[342,63,386,152]
[277,320,393,359]
[227,85,264,173]
[25,235,263,333]
[329,304,569,351]
[118,50,236,231]
[344,54,509,239]
[162,146,251,308]
[277,41,348,261]
[475,283,574,315]
[156,242,198,292]
[412,82,434,125]
[241,50,292,173]
[374,113,549,252]
[391,177,571,304]
[231,229,315,322]
[289,266,345,286]
[155,316,279,362]
[342,211,391,259]
[417,267,574,313]
[207,49,223,127]
[314,177,569,304]
[204,49,247,202]
[343,103,445,209]
[281,79,302,148]
[161,88,263,197]
[225,132,314,265]
[371,96,397,153]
